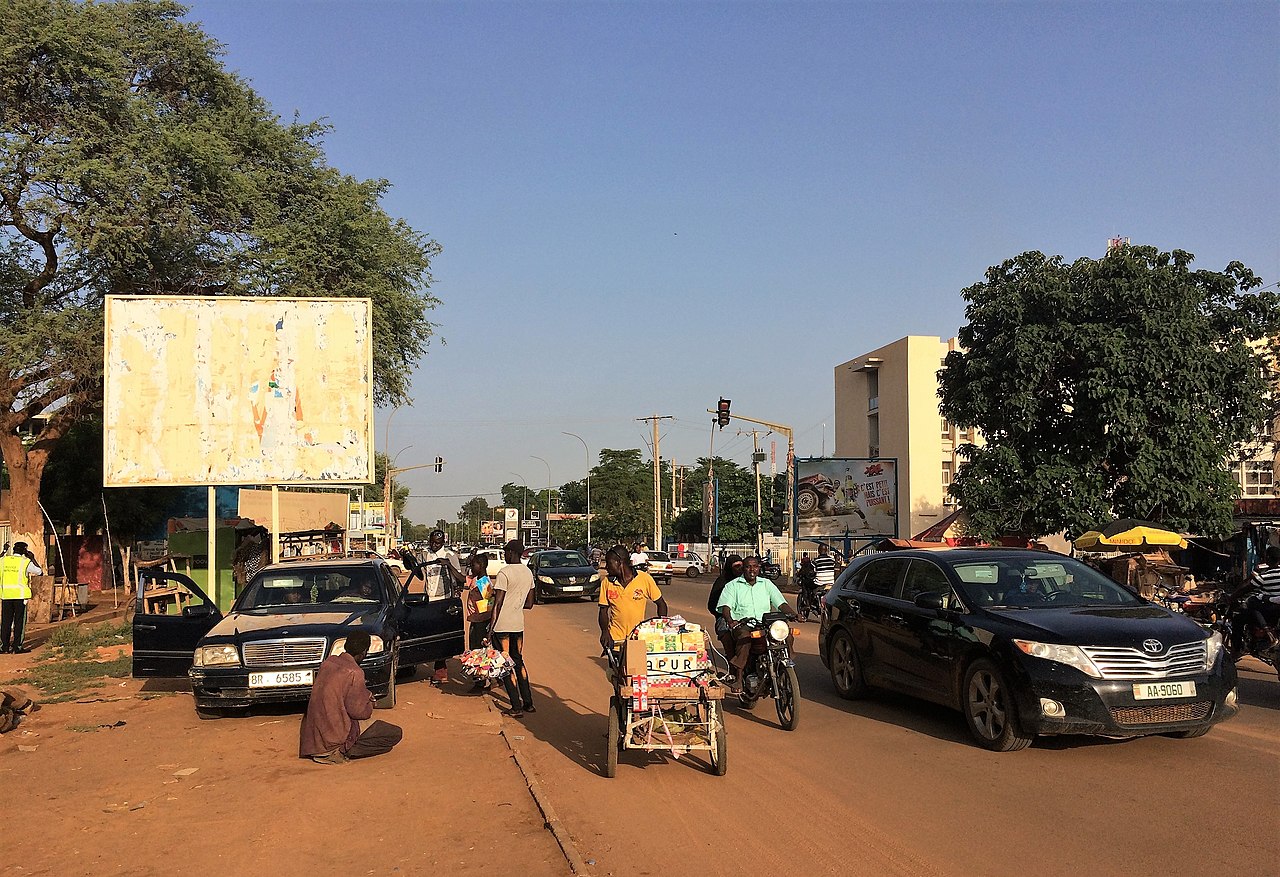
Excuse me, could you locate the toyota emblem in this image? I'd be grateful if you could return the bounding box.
[1141,639,1163,654]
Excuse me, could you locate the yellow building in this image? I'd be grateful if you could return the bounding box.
[834,336,978,540]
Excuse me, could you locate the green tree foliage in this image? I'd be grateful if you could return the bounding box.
[938,246,1279,539]
[0,0,441,553]
[670,457,760,543]
[457,496,492,543]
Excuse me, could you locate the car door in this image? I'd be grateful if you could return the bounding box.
[891,559,964,701]
[397,564,464,665]
[848,557,909,687]
[132,571,222,677]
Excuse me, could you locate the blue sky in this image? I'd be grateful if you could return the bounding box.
[185,0,1280,526]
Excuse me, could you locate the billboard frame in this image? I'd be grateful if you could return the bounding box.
[792,456,899,541]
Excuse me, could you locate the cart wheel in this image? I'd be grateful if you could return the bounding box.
[709,705,727,776]
[776,665,800,731]
[605,696,620,778]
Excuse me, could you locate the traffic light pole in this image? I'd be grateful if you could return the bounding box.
[386,459,445,552]
[708,407,795,576]
[738,428,765,557]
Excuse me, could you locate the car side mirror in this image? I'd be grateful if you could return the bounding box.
[914,591,946,611]
[184,603,215,618]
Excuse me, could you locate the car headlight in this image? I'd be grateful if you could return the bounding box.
[768,620,791,642]
[538,575,554,585]
[1203,631,1224,671]
[1013,639,1102,678]
[589,573,600,582]
[194,644,239,668]
[330,635,385,657]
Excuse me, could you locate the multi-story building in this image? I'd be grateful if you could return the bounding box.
[834,335,977,540]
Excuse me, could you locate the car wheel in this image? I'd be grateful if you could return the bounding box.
[376,654,398,710]
[962,659,1032,752]
[797,487,819,515]
[828,630,867,699]
[686,567,700,578]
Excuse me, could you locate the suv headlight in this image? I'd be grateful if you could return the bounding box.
[1203,631,1224,671]
[1013,639,1102,678]
[537,575,555,585]
[768,620,791,642]
[330,635,385,657]
[589,573,600,582]
[194,644,240,668]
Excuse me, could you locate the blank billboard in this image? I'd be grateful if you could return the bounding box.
[104,296,374,487]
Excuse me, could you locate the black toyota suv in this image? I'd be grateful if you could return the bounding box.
[818,548,1238,751]
[132,557,463,717]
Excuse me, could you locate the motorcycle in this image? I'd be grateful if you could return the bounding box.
[1219,590,1280,681]
[734,612,801,730]
[795,572,823,623]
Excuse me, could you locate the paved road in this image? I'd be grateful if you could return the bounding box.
[502,577,1280,877]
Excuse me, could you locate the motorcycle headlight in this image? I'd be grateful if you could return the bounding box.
[330,635,385,657]
[1203,631,1224,672]
[538,575,555,585]
[768,620,791,642]
[1013,639,1102,678]
[194,644,239,668]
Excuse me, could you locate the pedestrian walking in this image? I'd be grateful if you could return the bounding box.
[488,539,536,717]
[298,630,402,764]
[464,553,494,693]
[0,542,42,654]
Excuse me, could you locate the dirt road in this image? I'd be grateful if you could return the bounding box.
[498,580,1280,877]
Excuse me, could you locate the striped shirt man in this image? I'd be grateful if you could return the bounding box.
[1249,561,1280,602]
[813,550,837,591]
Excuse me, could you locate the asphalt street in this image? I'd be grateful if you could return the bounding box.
[500,577,1280,877]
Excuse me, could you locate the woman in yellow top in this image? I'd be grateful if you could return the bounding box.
[598,545,668,652]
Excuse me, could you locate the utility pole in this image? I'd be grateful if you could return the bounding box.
[739,428,766,556]
[636,414,673,550]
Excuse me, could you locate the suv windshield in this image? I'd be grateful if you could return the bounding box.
[538,551,590,569]
[950,556,1143,609]
[237,568,385,611]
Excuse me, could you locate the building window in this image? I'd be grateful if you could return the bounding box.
[941,418,952,439]
[866,370,879,412]
[1236,460,1275,497]
[868,414,879,458]
[942,461,955,505]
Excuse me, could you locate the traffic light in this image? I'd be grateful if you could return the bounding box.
[771,505,785,537]
[717,397,731,429]
[434,456,444,473]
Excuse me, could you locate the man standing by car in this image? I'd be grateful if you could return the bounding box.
[299,630,402,764]
[414,529,467,684]
[717,555,796,692]
[0,542,42,654]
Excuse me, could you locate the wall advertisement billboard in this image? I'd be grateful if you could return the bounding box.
[793,457,898,539]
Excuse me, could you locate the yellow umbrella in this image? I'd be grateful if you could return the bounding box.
[1073,520,1187,551]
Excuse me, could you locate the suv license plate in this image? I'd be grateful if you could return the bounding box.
[249,670,314,688]
[561,585,583,593]
[1132,681,1196,700]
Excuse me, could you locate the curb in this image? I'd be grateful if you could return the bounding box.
[500,725,593,876]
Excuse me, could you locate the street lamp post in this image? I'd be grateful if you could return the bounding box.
[384,444,413,552]
[531,455,552,545]
[508,472,528,522]
[562,432,591,548]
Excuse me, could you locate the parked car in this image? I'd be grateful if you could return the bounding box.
[818,548,1238,751]
[529,550,602,602]
[645,550,673,585]
[132,557,464,717]
[667,551,706,578]
[475,547,507,578]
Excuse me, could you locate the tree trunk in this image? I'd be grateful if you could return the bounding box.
[0,431,50,567]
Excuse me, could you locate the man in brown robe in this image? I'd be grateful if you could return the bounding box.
[298,630,402,764]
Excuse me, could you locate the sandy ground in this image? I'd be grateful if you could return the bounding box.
[1,639,567,877]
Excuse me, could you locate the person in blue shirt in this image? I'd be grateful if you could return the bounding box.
[717,555,797,692]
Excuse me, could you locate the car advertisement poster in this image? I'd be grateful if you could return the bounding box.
[794,458,898,538]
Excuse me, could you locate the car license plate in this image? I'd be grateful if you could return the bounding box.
[249,669,314,688]
[1132,680,1196,700]
[561,585,583,593]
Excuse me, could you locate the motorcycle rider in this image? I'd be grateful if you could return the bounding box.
[707,554,744,660]
[717,555,797,693]
[1230,545,1280,654]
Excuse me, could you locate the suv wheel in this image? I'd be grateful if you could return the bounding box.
[962,659,1032,751]
[828,630,867,699]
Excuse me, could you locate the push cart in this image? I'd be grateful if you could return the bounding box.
[604,620,727,777]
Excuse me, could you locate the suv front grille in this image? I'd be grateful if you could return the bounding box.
[1081,641,1205,680]
[1111,702,1211,726]
[242,638,327,668]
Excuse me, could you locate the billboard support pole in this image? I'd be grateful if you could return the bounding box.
[271,485,281,563]
[207,487,217,608]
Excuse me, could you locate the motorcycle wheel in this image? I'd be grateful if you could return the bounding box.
[775,664,800,731]
[605,696,620,778]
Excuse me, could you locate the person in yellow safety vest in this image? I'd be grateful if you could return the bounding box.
[0,542,42,654]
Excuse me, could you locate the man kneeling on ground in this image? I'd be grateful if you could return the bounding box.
[299,630,402,764]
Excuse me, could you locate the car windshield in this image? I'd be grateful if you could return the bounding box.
[538,551,590,569]
[237,568,385,611]
[950,556,1143,609]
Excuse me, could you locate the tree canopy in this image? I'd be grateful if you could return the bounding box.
[938,246,1279,539]
[0,0,441,554]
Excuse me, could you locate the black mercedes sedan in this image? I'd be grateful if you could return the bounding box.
[133,558,463,717]
[818,548,1237,751]
[529,549,602,602]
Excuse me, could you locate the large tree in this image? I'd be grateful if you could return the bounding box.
[0,0,440,560]
[938,246,1279,540]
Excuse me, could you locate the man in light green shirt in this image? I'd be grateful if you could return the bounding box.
[717,555,796,691]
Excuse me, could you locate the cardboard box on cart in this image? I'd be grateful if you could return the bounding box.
[624,638,649,678]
